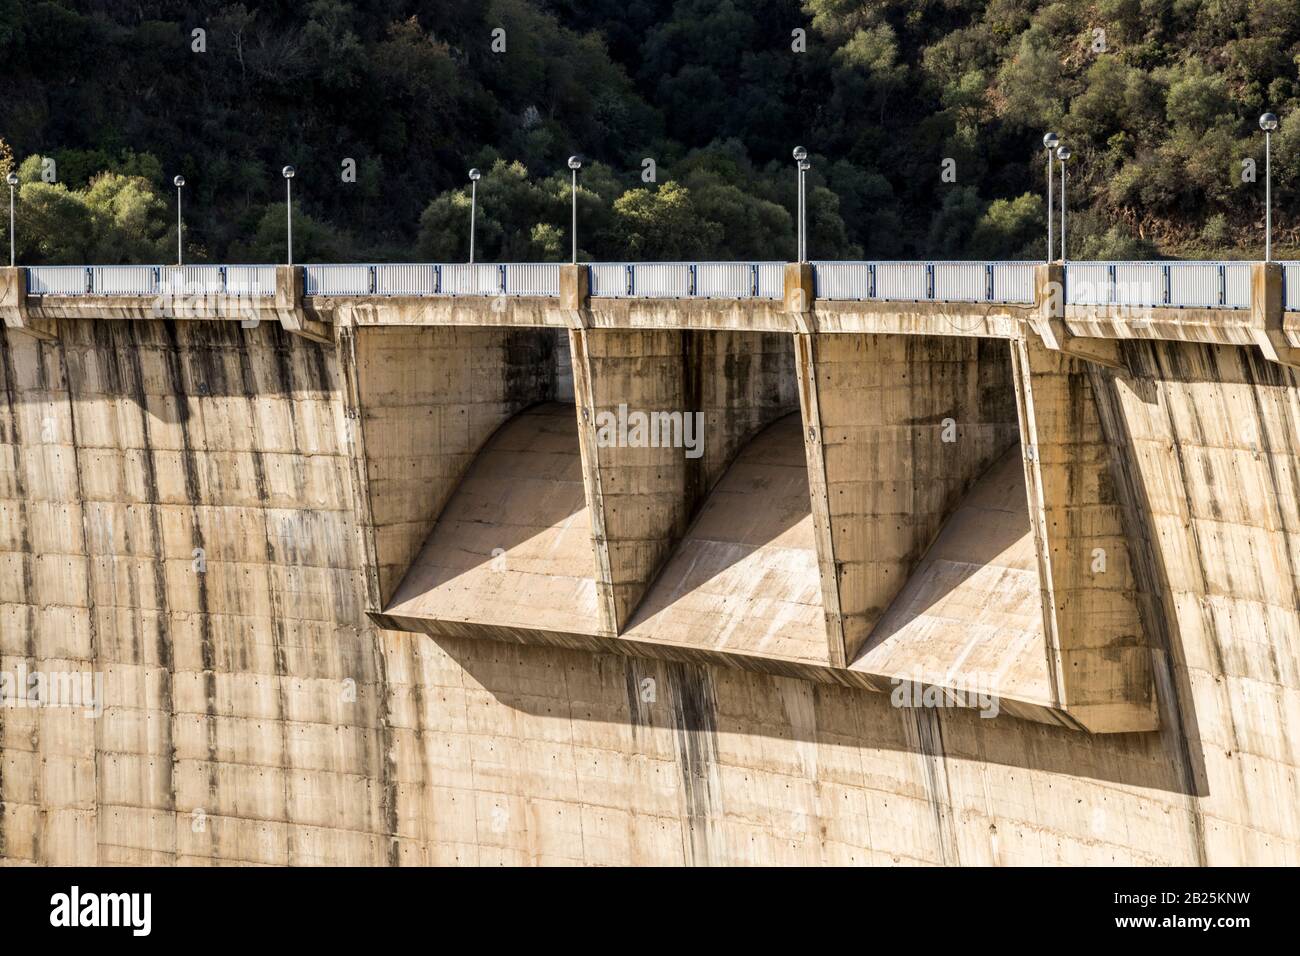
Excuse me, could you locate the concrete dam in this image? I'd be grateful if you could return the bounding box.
[1,259,1297,865]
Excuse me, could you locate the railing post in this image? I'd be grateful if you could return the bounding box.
[1107,264,1117,304]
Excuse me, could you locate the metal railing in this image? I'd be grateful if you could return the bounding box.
[1283,262,1300,312]
[587,262,784,299]
[1064,261,1252,309]
[19,260,1295,311]
[25,264,276,297]
[302,262,563,297]
[812,261,1036,304]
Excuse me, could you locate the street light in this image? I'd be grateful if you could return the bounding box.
[173,175,185,266]
[1043,132,1060,261]
[1260,112,1279,262]
[1056,146,1071,262]
[6,171,17,268]
[282,165,296,266]
[793,146,808,262]
[567,155,582,264]
[468,168,481,264]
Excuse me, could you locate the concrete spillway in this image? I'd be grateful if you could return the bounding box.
[852,447,1053,708]
[622,413,825,664]
[383,403,601,637]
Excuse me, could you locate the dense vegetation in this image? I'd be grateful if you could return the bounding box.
[1,0,1298,264]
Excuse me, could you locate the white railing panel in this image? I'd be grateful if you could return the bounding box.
[629,263,691,298]
[694,262,752,298]
[875,262,928,301]
[589,263,630,298]
[93,265,157,295]
[503,263,560,296]
[304,264,369,296]
[1167,263,1220,308]
[1223,263,1251,309]
[1113,262,1164,307]
[159,265,224,295]
[26,266,87,295]
[991,263,1035,303]
[441,263,501,295]
[375,264,436,296]
[933,262,986,301]
[1066,263,1110,305]
[225,265,276,297]
[755,262,784,299]
[812,262,870,300]
[1284,262,1300,312]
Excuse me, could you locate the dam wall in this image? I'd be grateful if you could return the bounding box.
[1,263,1298,864]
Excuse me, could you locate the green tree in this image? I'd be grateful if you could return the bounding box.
[612,181,722,259]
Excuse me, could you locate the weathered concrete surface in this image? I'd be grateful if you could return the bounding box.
[852,447,1053,709]
[3,313,1300,866]
[796,333,1021,665]
[337,324,562,607]
[1012,336,1157,733]
[621,413,825,664]
[381,403,600,637]
[570,329,797,634]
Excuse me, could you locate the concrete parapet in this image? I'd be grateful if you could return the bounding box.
[0,265,56,340]
[560,263,590,311]
[1031,262,1123,368]
[275,265,332,344]
[1247,261,1300,369]
[784,262,815,327]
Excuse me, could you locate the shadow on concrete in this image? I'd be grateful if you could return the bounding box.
[622,412,828,665]
[383,401,602,636]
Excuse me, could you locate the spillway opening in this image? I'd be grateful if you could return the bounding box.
[849,444,1054,707]
[622,411,831,665]
[381,400,602,638]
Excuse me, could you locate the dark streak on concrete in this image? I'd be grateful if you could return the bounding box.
[909,706,959,865]
[666,662,722,865]
[118,322,179,855]
[1093,341,1213,860]
[159,321,220,803]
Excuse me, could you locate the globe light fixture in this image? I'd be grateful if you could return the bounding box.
[1260,113,1279,261]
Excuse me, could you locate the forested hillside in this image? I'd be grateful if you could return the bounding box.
[1,0,1297,263]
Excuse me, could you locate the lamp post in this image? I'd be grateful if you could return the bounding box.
[173,175,185,266]
[6,172,17,268]
[1056,146,1071,262]
[1260,112,1279,262]
[468,168,481,264]
[567,155,582,264]
[282,166,295,266]
[793,146,808,262]
[1043,132,1060,261]
[799,160,811,261]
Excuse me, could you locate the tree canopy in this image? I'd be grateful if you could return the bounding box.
[1,0,1298,263]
